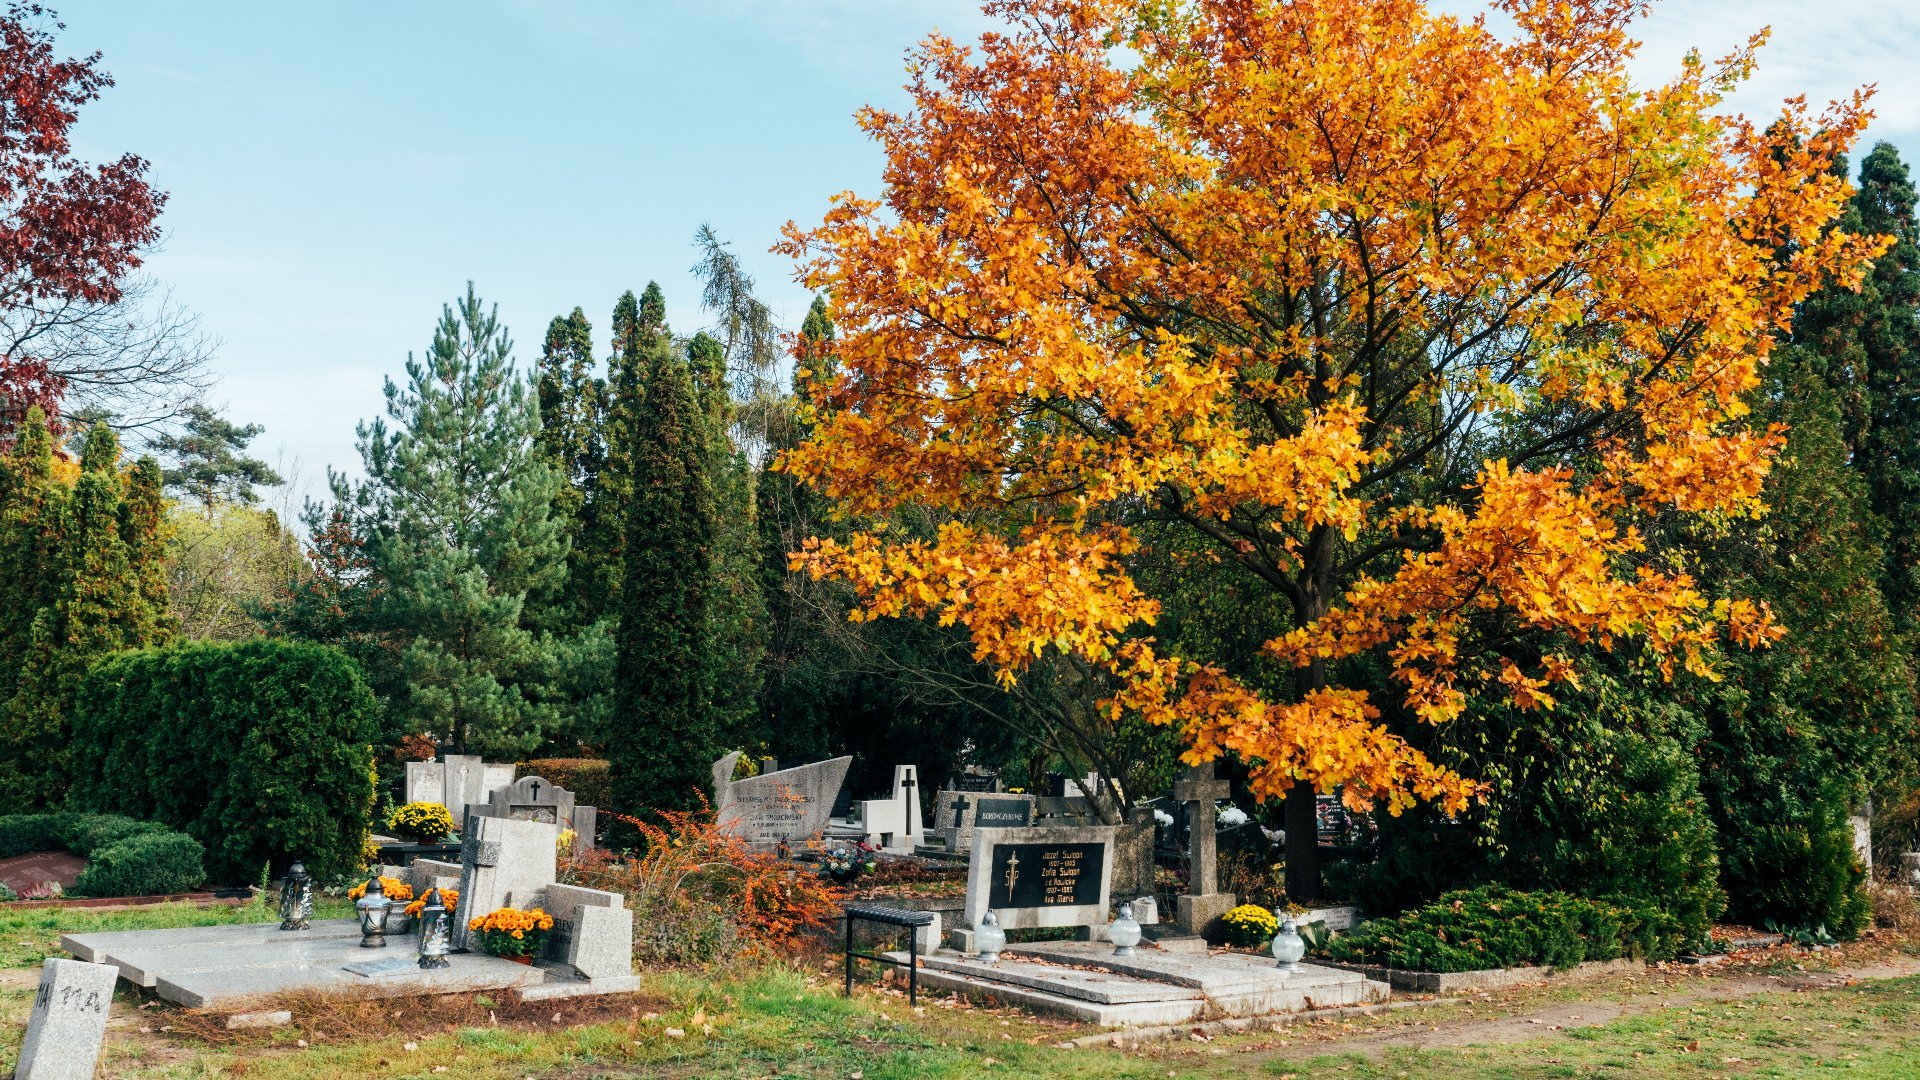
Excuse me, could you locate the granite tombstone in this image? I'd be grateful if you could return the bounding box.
[18,957,118,1080]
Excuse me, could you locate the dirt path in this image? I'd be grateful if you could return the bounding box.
[1285,952,1920,1055]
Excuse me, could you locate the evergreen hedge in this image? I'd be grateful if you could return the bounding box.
[0,812,203,897]
[70,639,378,883]
[1321,885,1687,973]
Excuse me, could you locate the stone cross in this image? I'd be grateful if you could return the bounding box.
[19,957,118,1080]
[1172,762,1229,895]
[1170,761,1236,935]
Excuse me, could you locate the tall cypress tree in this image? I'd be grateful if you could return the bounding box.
[611,334,717,814]
[352,283,568,756]
[687,331,765,748]
[1792,142,1920,625]
[572,284,669,626]
[0,415,171,801]
[536,307,600,627]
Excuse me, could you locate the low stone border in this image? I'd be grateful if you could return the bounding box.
[1,888,251,913]
[1314,956,1643,992]
[1062,996,1447,1049]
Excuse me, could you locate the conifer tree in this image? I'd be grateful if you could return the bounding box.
[535,308,601,626]
[352,283,567,756]
[611,334,717,813]
[687,331,766,747]
[152,405,282,514]
[0,414,170,801]
[1793,142,1920,625]
[571,285,670,625]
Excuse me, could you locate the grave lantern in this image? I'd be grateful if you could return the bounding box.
[416,887,451,969]
[974,910,1006,962]
[1271,912,1305,973]
[356,875,391,949]
[1108,899,1143,957]
[278,860,313,931]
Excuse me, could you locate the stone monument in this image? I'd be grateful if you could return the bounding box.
[467,774,598,851]
[18,957,117,1080]
[405,754,517,820]
[1171,762,1236,936]
[712,751,853,844]
[936,789,1036,851]
[953,824,1117,951]
[857,764,928,853]
[449,814,559,951]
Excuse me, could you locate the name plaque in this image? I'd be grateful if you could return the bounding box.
[974,797,1034,830]
[987,842,1105,909]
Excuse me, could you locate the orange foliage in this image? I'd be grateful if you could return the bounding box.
[571,799,845,957]
[778,0,1883,816]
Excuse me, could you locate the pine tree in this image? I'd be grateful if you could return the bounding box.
[611,334,718,814]
[0,416,170,802]
[535,307,600,627]
[353,283,568,756]
[151,405,283,514]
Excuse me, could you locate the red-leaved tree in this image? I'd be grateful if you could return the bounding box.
[0,3,165,436]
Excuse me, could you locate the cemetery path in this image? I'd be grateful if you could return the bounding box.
[1279,952,1920,1056]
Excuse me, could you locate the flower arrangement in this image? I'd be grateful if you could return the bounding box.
[403,888,458,917]
[467,906,554,958]
[557,827,578,864]
[819,844,879,883]
[347,875,414,903]
[388,801,456,844]
[1216,803,1250,828]
[1221,903,1280,948]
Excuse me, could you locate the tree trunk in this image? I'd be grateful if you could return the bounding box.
[1283,781,1321,901]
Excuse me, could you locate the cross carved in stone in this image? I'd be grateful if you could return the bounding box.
[1171,762,1230,896]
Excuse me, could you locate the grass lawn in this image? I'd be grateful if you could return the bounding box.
[3,901,1918,1078]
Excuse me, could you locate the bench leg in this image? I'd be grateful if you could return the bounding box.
[908,924,919,1006]
[844,914,855,998]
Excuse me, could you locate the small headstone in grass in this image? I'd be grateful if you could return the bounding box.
[18,957,117,1080]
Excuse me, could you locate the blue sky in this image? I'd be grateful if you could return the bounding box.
[59,0,1920,502]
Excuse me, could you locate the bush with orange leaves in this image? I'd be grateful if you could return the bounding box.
[565,795,844,966]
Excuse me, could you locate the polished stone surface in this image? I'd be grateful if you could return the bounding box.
[19,958,118,1080]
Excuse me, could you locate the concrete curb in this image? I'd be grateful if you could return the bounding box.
[1062,996,1447,1048]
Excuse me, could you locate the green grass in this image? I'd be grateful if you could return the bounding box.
[4,898,1918,1078]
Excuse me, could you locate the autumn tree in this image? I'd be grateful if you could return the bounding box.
[779,0,1881,897]
[0,4,206,438]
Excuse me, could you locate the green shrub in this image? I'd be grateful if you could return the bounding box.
[1724,802,1872,939]
[56,814,167,854]
[1321,886,1685,973]
[69,639,378,884]
[0,815,63,858]
[73,832,205,898]
[517,758,610,810]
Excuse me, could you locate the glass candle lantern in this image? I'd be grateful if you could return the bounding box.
[1271,913,1306,973]
[356,876,391,949]
[974,910,1006,962]
[278,860,313,931]
[416,887,451,969]
[1109,900,1143,957]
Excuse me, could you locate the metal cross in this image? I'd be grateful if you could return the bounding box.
[1002,850,1021,901]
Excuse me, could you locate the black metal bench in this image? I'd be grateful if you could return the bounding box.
[843,904,937,1005]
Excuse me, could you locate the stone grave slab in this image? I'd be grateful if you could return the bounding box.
[962,825,1116,939]
[156,949,546,1008]
[63,919,363,980]
[19,957,117,1080]
[713,752,852,842]
[1010,941,1387,1016]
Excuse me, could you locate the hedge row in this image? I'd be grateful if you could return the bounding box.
[1321,885,1688,973]
[0,813,204,897]
[69,639,378,884]
[517,758,611,811]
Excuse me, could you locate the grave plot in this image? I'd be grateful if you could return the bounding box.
[886,817,1390,1028]
[61,816,638,1009]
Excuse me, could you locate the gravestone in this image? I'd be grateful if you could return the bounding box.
[955,825,1117,950]
[468,775,598,852]
[404,755,517,824]
[712,752,853,843]
[857,764,927,853]
[954,768,1001,793]
[936,790,1036,851]
[542,882,634,981]
[1171,762,1236,936]
[18,957,118,1080]
[449,814,558,951]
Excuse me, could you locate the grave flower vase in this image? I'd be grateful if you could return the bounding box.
[383,909,414,935]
